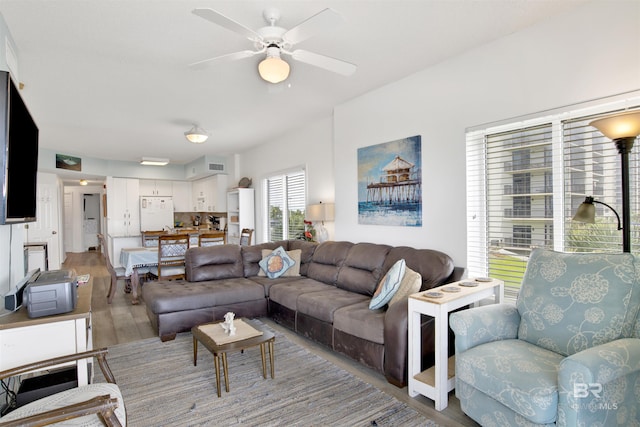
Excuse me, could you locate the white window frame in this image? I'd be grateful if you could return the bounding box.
[467,93,640,301]
[263,167,307,242]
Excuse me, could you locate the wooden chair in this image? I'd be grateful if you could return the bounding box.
[98,233,129,304]
[148,234,190,280]
[141,230,165,248]
[239,228,253,246]
[198,231,226,247]
[0,349,126,426]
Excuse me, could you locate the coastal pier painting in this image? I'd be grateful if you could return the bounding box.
[357,135,422,226]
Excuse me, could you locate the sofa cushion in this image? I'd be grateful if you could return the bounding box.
[258,249,301,277]
[185,245,244,282]
[258,246,296,278]
[143,278,265,314]
[369,259,406,309]
[389,266,422,306]
[268,278,335,311]
[306,241,353,285]
[517,249,640,356]
[383,247,454,291]
[336,242,391,296]
[334,301,386,344]
[296,288,369,323]
[456,339,563,425]
[286,240,319,276]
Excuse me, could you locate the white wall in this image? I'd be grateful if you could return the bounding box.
[334,1,640,268]
[237,116,334,243]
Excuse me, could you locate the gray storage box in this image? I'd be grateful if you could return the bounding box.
[24,269,77,318]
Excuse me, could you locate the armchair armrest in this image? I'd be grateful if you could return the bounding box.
[0,395,121,427]
[0,348,116,384]
[450,303,520,353]
[558,338,640,427]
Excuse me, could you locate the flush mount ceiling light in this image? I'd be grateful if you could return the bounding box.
[184,125,209,143]
[79,179,88,186]
[258,45,290,84]
[140,157,169,166]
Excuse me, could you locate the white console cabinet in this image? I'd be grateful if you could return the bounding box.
[0,281,94,386]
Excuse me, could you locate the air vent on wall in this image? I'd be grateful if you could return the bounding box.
[184,156,227,180]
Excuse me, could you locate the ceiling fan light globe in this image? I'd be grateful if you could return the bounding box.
[184,125,209,143]
[258,57,290,84]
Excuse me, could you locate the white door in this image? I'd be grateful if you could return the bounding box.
[24,173,62,269]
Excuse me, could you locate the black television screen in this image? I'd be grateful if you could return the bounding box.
[0,71,39,224]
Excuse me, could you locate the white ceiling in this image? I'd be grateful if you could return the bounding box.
[0,1,583,169]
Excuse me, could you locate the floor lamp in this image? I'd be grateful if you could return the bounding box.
[573,111,640,253]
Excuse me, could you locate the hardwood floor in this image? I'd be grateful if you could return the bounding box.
[62,251,477,426]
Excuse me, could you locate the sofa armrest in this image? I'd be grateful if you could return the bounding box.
[558,338,640,427]
[383,297,441,387]
[449,304,520,353]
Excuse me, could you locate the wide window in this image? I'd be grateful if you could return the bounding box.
[265,169,306,241]
[467,99,640,300]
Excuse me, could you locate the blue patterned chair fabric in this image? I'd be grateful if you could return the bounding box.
[450,249,640,426]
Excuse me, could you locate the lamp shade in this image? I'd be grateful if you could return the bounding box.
[258,47,290,84]
[184,125,209,143]
[306,203,335,222]
[572,198,596,224]
[590,111,640,140]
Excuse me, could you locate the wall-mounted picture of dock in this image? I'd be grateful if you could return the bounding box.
[358,135,422,226]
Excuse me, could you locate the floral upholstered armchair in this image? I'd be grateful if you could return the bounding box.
[450,249,640,426]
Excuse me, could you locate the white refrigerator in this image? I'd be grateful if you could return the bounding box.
[140,196,174,232]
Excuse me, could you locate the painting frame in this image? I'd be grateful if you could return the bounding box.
[357,135,422,226]
[56,154,82,171]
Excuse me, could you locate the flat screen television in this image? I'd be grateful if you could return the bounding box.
[0,70,39,224]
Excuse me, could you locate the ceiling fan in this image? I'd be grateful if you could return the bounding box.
[190,7,357,84]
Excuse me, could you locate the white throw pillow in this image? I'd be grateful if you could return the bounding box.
[369,259,406,310]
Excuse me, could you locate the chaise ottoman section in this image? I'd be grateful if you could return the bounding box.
[143,278,267,341]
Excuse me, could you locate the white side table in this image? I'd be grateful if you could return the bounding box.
[408,278,504,410]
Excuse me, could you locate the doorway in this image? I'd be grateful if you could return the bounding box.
[83,193,101,251]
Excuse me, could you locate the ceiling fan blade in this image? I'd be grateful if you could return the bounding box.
[291,49,357,76]
[192,8,262,42]
[283,8,344,45]
[189,50,259,70]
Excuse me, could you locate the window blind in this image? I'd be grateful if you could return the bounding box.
[266,169,306,241]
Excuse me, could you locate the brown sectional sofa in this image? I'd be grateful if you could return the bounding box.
[142,239,461,387]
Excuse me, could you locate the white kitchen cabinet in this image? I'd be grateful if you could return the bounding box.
[106,177,140,237]
[172,181,193,212]
[192,175,228,212]
[227,188,254,245]
[139,179,172,196]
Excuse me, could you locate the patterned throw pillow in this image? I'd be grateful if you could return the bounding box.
[389,266,422,306]
[369,259,406,310]
[258,246,297,279]
[258,249,301,277]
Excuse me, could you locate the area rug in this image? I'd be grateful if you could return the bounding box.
[96,322,437,426]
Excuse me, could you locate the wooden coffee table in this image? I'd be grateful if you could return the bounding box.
[192,318,275,397]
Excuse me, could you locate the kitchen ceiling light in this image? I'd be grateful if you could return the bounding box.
[140,157,169,166]
[184,125,209,143]
[79,179,88,186]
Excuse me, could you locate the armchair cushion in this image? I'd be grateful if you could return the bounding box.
[456,339,564,425]
[517,249,640,357]
[0,383,125,426]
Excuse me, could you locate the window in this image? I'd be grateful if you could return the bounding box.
[467,100,640,300]
[265,169,306,241]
